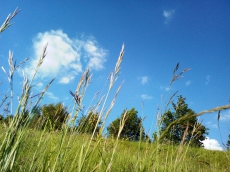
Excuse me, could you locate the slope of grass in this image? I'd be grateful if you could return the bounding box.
[1,127,227,171]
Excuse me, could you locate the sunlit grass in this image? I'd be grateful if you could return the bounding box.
[1,127,228,171]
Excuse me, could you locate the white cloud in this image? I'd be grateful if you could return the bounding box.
[45,91,59,101]
[206,121,218,129]
[219,110,230,121]
[211,124,218,128]
[36,82,43,87]
[185,80,191,86]
[163,9,175,24]
[23,30,107,84]
[160,85,171,91]
[141,94,153,100]
[138,76,149,85]
[59,74,75,84]
[205,75,211,85]
[83,40,107,70]
[201,137,223,151]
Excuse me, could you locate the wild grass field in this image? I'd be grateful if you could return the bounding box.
[0,125,229,171]
[1,8,230,172]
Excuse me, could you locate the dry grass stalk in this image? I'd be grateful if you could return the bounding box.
[31,44,48,82]
[75,68,91,96]
[109,44,124,90]
[0,8,20,33]
[33,79,55,108]
[102,80,124,125]
[166,91,178,108]
[106,110,128,172]
[75,45,125,171]
[68,68,92,125]
[1,52,29,114]
[178,122,189,154]
[170,62,191,86]
[0,95,9,108]
[94,44,125,138]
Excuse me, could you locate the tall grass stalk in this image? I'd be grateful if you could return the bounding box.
[106,109,128,171]
[75,44,125,171]
[0,8,20,33]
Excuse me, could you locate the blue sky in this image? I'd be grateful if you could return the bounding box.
[0,1,229,150]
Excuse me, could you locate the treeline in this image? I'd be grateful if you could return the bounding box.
[0,95,211,148]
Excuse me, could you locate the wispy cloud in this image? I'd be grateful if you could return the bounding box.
[83,40,107,70]
[45,91,59,101]
[35,82,44,87]
[138,76,149,85]
[205,75,211,85]
[185,80,191,86]
[59,73,75,84]
[206,121,218,129]
[141,94,153,100]
[163,9,175,24]
[22,30,107,84]
[219,110,230,121]
[201,137,223,151]
[160,85,171,91]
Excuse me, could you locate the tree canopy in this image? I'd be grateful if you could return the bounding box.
[40,102,69,130]
[227,134,230,150]
[159,95,208,147]
[107,108,146,141]
[75,111,101,134]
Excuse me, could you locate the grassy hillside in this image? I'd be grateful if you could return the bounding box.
[0,125,229,171]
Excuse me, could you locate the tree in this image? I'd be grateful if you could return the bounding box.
[159,95,208,147]
[0,114,3,121]
[40,102,69,130]
[3,115,14,126]
[76,111,101,134]
[227,134,230,150]
[107,108,146,141]
[28,107,42,129]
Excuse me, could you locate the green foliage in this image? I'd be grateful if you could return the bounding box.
[40,103,69,130]
[160,95,208,147]
[28,107,42,129]
[0,115,4,122]
[227,134,230,150]
[2,115,13,126]
[76,111,101,134]
[107,108,146,141]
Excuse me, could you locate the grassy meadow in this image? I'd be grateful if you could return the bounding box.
[1,8,230,172]
[0,125,229,171]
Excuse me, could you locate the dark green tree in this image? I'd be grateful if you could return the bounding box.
[107,108,146,141]
[0,114,4,126]
[3,115,13,126]
[40,102,69,130]
[227,134,230,150]
[76,111,101,134]
[160,95,208,147]
[0,114,3,121]
[28,107,42,129]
